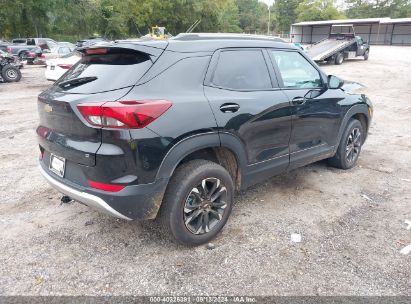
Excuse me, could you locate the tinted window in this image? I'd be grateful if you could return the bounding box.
[55,49,152,94]
[271,50,322,89]
[212,50,272,90]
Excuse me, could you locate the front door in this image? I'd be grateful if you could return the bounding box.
[204,48,292,180]
[268,49,344,168]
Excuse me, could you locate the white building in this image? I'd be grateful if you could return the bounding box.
[291,17,411,45]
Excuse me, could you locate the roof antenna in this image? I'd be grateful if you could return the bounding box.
[186,20,201,33]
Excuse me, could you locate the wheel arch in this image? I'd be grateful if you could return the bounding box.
[334,104,371,153]
[155,132,247,191]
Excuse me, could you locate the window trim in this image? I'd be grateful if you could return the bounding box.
[268,49,327,90]
[204,47,279,92]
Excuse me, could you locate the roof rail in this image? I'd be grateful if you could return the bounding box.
[172,33,286,43]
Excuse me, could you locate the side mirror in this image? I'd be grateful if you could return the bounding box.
[328,75,344,89]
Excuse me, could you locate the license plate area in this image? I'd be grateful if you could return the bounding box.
[49,154,66,177]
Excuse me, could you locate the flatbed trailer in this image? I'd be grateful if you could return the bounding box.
[306,25,370,65]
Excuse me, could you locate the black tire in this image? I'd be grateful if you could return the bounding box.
[326,57,334,65]
[335,52,344,65]
[364,49,369,60]
[158,159,234,246]
[1,65,22,82]
[328,119,364,169]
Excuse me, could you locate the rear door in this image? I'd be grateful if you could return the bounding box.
[204,48,292,171]
[37,47,159,166]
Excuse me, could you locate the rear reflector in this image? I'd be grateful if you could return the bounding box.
[88,180,125,192]
[57,64,73,70]
[77,100,172,129]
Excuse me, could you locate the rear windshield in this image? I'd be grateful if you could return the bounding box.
[54,49,152,94]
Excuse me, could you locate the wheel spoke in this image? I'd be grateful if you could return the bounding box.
[207,179,220,199]
[346,145,353,157]
[194,213,204,234]
[185,209,202,225]
[209,209,222,220]
[211,200,227,209]
[210,186,226,202]
[203,212,210,233]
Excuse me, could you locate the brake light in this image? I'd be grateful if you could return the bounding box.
[88,180,125,192]
[85,48,108,55]
[77,100,172,129]
[57,64,73,70]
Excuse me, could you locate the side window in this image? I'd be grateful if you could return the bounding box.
[271,50,322,89]
[357,37,363,45]
[212,50,272,90]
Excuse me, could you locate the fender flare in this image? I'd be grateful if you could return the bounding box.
[334,104,370,153]
[155,132,248,181]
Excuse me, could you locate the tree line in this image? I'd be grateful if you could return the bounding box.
[0,0,410,41]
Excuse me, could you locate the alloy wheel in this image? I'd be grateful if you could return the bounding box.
[183,178,227,235]
[346,127,361,163]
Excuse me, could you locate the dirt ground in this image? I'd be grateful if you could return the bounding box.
[0,46,410,296]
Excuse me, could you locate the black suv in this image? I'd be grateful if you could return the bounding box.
[37,34,373,245]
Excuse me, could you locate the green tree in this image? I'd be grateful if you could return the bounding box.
[346,0,411,18]
[296,0,345,21]
[274,0,302,33]
[236,0,272,33]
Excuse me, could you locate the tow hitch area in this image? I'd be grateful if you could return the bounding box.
[60,195,74,205]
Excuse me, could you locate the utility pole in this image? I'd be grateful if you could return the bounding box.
[267,6,271,36]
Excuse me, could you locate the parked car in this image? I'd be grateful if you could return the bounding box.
[37,34,373,246]
[45,52,81,81]
[43,45,75,61]
[0,50,22,82]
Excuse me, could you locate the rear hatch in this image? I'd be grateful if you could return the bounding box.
[37,43,166,166]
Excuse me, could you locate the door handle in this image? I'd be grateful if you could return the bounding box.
[292,97,305,105]
[220,103,240,113]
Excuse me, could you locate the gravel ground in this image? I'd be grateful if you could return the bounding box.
[0,46,410,296]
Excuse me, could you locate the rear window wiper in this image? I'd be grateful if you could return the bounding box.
[58,76,97,89]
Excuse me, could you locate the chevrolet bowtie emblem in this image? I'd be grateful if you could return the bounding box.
[44,104,52,113]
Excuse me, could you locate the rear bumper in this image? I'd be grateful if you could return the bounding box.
[39,163,169,220]
[39,165,132,220]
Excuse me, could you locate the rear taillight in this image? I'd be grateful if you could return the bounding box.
[6,47,11,53]
[77,100,172,129]
[57,64,73,70]
[27,52,35,57]
[88,180,125,192]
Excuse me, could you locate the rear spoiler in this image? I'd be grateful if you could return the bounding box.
[77,41,168,58]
